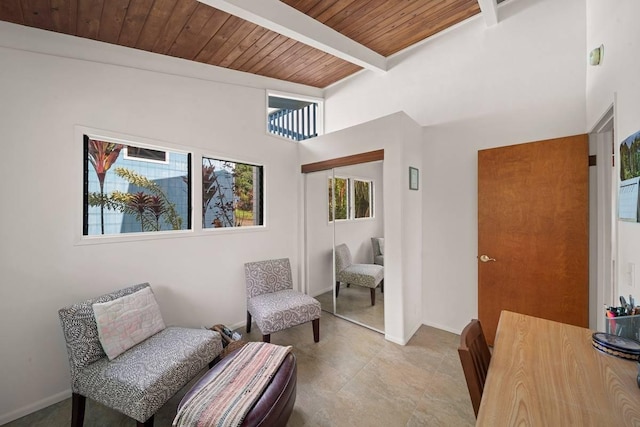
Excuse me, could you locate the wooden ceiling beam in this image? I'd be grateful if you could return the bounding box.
[477,0,498,26]
[198,0,387,73]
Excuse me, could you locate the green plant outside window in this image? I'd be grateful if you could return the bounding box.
[202,157,264,229]
[329,177,349,222]
[353,180,372,218]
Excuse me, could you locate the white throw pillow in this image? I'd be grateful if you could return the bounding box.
[93,286,166,360]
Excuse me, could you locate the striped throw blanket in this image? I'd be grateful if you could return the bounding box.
[173,342,292,427]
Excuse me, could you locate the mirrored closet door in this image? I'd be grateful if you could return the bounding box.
[304,160,384,333]
[304,168,335,317]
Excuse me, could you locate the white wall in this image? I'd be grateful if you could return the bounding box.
[299,112,423,345]
[586,1,640,304]
[400,115,424,336]
[323,0,587,334]
[0,22,309,424]
[305,163,384,297]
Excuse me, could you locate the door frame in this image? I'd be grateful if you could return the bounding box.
[589,105,616,331]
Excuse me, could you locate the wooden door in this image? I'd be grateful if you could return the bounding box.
[478,134,589,345]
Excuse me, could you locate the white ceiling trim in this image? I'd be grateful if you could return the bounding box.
[198,0,388,74]
[477,0,499,26]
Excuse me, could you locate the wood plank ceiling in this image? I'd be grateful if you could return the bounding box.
[0,0,482,88]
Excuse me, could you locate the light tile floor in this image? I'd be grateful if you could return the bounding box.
[315,284,385,332]
[3,314,475,427]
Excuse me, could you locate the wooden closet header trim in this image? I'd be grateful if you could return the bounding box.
[301,149,384,173]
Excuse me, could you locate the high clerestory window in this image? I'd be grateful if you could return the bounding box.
[267,91,323,141]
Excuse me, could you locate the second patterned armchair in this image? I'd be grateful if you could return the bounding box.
[244,258,321,343]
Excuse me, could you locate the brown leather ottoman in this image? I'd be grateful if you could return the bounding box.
[178,348,297,427]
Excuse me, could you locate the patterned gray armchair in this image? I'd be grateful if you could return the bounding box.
[244,258,321,343]
[335,243,384,306]
[58,283,223,427]
[371,237,384,265]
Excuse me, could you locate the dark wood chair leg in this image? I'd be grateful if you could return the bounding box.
[335,281,340,298]
[71,393,86,427]
[246,311,252,333]
[262,334,271,343]
[312,318,320,343]
[370,288,376,306]
[137,415,153,427]
[381,281,384,293]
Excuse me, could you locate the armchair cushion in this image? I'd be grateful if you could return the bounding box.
[337,264,384,289]
[92,286,166,360]
[75,326,220,422]
[59,283,149,377]
[247,289,320,336]
[245,258,293,298]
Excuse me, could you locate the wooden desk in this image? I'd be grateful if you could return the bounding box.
[477,311,640,426]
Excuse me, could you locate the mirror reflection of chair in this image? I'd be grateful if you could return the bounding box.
[244,258,321,343]
[334,243,384,306]
[371,237,384,265]
[458,319,492,417]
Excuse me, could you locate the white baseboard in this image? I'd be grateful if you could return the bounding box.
[406,321,423,342]
[228,320,246,332]
[311,286,332,298]
[422,319,463,335]
[385,321,423,345]
[384,333,407,345]
[0,389,71,425]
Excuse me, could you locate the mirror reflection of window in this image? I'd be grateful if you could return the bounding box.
[328,177,349,221]
[353,179,373,219]
[328,177,373,221]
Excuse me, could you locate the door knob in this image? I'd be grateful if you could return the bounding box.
[479,255,496,262]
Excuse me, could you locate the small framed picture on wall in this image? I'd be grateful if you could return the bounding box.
[409,167,419,190]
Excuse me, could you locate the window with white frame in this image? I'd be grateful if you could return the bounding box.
[202,157,264,229]
[328,177,373,222]
[83,135,191,236]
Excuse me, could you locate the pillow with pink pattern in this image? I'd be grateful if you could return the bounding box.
[92,286,166,360]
